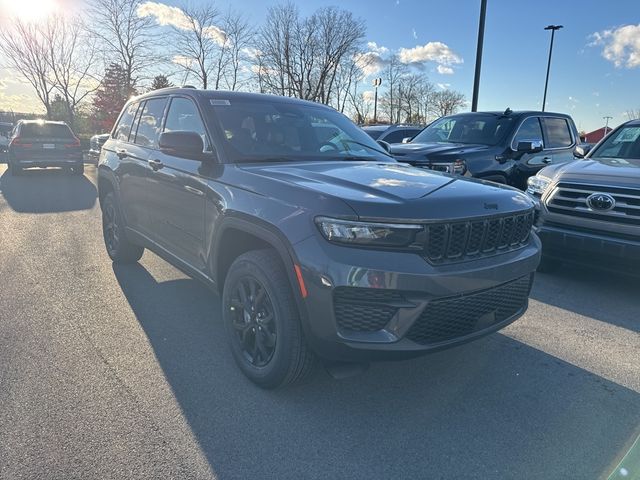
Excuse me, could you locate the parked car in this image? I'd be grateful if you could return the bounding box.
[527,119,640,274]
[0,121,12,161]
[389,110,580,189]
[7,120,84,175]
[362,124,425,144]
[98,88,540,388]
[86,133,110,164]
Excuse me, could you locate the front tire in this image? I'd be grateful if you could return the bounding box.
[102,192,144,264]
[72,163,84,175]
[222,250,315,389]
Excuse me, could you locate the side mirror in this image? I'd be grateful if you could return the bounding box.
[377,139,391,152]
[158,131,205,158]
[573,144,593,158]
[516,139,543,153]
[401,137,413,144]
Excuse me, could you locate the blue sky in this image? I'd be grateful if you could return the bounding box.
[1,0,639,132]
[214,0,639,132]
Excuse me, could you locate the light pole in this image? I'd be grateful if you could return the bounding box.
[471,0,487,112]
[372,78,382,124]
[603,115,612,137]
[542,24,563,112]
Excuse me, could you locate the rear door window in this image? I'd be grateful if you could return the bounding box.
[20,123,73,138]
[542,117,573,148]
[512,117,543,149]
[114,102,140,142]
[133,97,168,149]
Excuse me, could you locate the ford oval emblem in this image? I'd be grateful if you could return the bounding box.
[586,192,616,211]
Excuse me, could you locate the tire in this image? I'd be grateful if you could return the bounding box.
[72,163,84,175]
[222,249,315,389]
[101,191,144,264]
[536,254,561,273]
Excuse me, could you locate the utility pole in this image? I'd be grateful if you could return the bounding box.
[372,78,382,124]
[471,0,487,112]
[542,24,563,112]
[603,116,612,137]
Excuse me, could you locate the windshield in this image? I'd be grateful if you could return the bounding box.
[591,125,640,160]
[411,114,515,146]
[206,98,391,163]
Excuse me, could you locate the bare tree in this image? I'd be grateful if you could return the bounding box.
[626,109,640,121]
[0,20,55,118]
[255,3,365,104]
[219,10,254,91]
[430,89,466,118]
[88,0,156,94]
[43,16,100,128]
[381,54,408,123]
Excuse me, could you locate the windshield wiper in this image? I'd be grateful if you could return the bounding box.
[338,139,393,158]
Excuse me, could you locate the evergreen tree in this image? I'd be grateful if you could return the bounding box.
[150,75,173,91]
[92,63,133,132]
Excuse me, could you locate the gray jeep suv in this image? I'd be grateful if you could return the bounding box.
[98,88,540,388]
[528,119,640,273]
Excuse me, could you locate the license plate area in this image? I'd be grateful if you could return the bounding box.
[43,144,55,149]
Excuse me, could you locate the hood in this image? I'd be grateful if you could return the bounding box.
[389,141,492,160]
[542,157,640,187]
[238,161,534,221]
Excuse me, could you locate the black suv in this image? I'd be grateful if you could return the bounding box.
[7,120,84,175]
[389,110,580,189]
[98,88,540,388]
[362,124,424,144]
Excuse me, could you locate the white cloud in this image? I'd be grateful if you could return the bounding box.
[590,24,640,68]
[366,42,388,55]
[398,41,463,66]
[138,1,227,45]
[412,28,417,40]
[172,55,193,68]
[354,42,390,77]
[436,65,454,75]
[362,90,375,102]
[437,83,450,90]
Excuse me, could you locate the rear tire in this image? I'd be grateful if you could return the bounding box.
[72,163,84,175]
[101,192,144,264]
[222,249,315,389]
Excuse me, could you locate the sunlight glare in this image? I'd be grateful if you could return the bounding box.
[0,0,59,22]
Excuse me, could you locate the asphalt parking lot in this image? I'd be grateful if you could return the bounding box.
[0,164,638,479]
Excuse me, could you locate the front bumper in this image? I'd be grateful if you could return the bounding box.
[293,234,541,362]
[537,223,640,270]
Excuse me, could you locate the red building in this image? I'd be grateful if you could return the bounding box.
[583,127,611,144]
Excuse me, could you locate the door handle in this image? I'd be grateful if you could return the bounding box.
[116,149,129,159]
[542,157,552,164]
[184,185,204,196]
[148,158,164,170]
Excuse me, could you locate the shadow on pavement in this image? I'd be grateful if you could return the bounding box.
[532,264,640,333]
[113,262,640,479]
[0,168,97,213]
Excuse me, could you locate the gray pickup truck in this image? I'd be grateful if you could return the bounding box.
[527,119,640,273]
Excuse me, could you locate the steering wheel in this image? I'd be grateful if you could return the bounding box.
[318,141,340,153]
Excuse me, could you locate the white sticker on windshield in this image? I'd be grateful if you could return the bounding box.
[210,99,231,106]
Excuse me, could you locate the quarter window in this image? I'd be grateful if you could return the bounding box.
[164,97,210,151]
[114,102,139,142]
[542,117,573,148]
[133,97,167,149]
[512,117,543,149]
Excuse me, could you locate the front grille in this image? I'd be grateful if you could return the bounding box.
[333,288,399,332]
[547,183,640,226]
[405,275,532,345]
[424,211,534,264]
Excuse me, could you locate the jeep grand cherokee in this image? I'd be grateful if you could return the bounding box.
[98,88,541,388]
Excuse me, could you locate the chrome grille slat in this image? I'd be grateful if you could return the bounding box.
[547,182,640,225]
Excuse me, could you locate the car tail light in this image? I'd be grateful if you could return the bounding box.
[64,137,81,148]
[10,137,32,147]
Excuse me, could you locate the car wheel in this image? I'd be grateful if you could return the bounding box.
[72,163,84,175]
[536,255,561,273]
[222,249,315,389]
[102,192,144,264]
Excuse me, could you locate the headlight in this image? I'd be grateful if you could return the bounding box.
[429,159,467,175]
[526,175,551,196]
[315,217,422,247]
